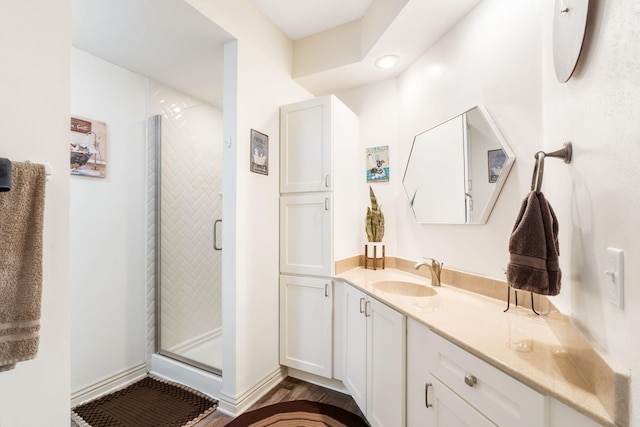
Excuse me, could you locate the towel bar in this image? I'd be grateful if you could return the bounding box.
[26,161,53,180]
[531,142,572,193]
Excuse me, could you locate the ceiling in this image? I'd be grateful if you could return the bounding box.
[72,0,234,104]
[72,0,482,103]
[250,0,373,40]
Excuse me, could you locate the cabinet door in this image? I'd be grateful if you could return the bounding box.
[408,319,493,427]
[343,284,367,413]
[549,398,601,427]
[425,328,545,427]
[407,319,433,427]
[280,193,332,276]
[428,375,496,427]
[280,96,332,193]
[279,275,333,378]
[367,297,406,427]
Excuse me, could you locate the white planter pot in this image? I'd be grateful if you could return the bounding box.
[365,242,385,259]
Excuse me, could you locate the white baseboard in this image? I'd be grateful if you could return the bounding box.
[71,363,147,408]
[218,366,288,417]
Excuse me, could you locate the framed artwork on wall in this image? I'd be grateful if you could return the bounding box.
[366,145,389,183]
[70,116,107,178]
[250,129,268,175]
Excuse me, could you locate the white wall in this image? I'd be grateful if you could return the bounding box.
[0,1,71,426]
[338,0,541,277]
[541,1,640,424]
[186,0,312,412]
[337,79,399,253]
[70,48,148,391]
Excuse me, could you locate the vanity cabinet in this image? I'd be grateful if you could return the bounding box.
[548,398,602,427]
[279,274,333,378]
[407,318,545,427]
[343,283,406,427]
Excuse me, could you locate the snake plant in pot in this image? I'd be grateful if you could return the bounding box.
[365,186,385,259]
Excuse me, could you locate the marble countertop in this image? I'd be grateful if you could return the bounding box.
[336,266,621,427]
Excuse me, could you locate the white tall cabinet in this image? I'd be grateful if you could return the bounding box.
[278,95,359,379]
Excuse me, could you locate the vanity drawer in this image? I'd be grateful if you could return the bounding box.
[425,329,545,427]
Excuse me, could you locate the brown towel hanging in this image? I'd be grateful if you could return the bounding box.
[506,191,561,296]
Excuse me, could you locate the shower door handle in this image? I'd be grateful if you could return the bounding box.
[213,219,222,251]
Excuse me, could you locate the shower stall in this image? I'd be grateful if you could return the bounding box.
[148,81,223,382]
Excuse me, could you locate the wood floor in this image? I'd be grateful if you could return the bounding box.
[193,376,366,426]
[70,376,365,427]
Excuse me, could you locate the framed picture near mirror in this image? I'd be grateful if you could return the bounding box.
[488,148,507,183]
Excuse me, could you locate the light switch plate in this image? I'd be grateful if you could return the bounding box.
[605,247,624,308]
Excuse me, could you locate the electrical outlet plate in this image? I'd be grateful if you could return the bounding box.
[605,247,624,308]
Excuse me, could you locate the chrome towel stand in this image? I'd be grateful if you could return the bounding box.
[505,142,573,314]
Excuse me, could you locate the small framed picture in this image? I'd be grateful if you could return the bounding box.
[250,129,269,175]
[70,115,108,178]
[488,148,507,183]
[366,145,390,183]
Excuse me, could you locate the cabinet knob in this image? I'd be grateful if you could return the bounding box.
[464,374,478,387]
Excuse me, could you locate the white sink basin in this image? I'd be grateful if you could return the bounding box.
[372,280,437,297]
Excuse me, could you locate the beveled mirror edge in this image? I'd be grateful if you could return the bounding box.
[473,105,516,224]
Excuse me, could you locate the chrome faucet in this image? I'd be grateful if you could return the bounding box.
[414,258,443,287]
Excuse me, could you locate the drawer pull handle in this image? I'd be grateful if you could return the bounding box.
[464,374,477,387]
[359,297,365,313]
[365,300,371,317]
[425,383,433,408]
[325,284,329,297]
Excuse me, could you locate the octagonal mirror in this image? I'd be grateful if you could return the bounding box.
[402,106,515,224]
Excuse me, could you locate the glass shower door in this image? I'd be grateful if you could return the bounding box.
[152,85,223,375]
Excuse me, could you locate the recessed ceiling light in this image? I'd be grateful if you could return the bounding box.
[375,55,400,69]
